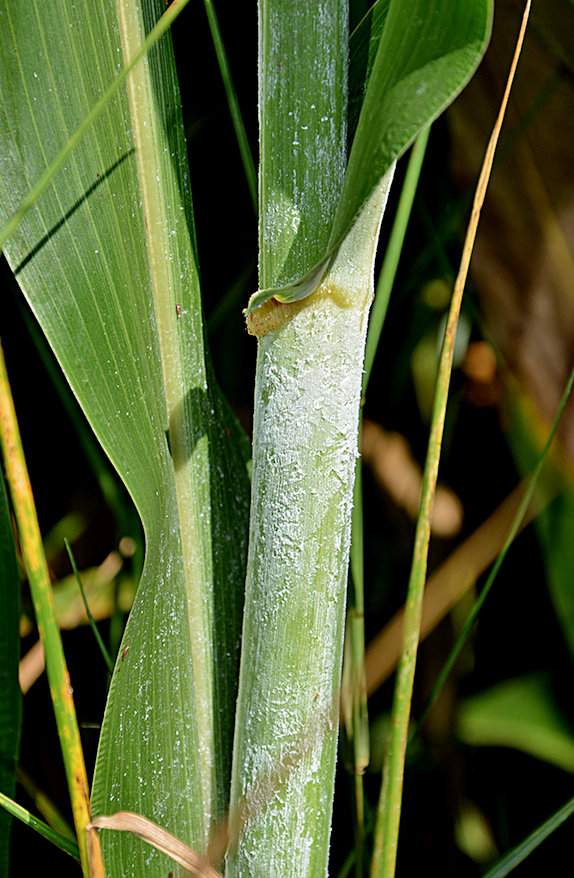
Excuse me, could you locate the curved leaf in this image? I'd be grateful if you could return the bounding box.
[457,674,574,773]
[536,490,574,658]
[0,2,249,875]
[348,0,391,139]
[246,0,493,313]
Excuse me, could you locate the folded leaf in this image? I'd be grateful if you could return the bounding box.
[246,0,493,313]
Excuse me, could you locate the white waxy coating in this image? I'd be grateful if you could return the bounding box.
[228,171,394,877]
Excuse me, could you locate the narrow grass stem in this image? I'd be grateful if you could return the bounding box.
[414,363,574,737]
[64,538,114,674]
[370,6,531,876]
[203,0,257,211]
[0,343,103,876]
[364,480,547,696]
[363,127,430,394]
[345,128,430,871]
[483,794,574,878]
[0,791,80,862]
[348,461,368,877]
[0,0,191,253]
[16,767,75,841]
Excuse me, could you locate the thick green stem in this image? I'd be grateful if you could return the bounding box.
[228,175,393,876]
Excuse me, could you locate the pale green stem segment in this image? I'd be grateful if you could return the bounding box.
[370,6,531,876]
[0,343,103,877]
[203,0,257,211]
[0,0,191,253]
[227,2,361,871]
[0,791,80,862]
[227,174,394,877]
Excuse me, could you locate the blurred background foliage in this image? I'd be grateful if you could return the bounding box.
[1,0,573,873]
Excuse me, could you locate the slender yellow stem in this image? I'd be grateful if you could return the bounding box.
[0,342,104,877]
[370,4,532,876]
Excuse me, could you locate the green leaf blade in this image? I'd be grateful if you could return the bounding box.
[336,0,493,247]
[247,0,493,314]
[0,792,80,863]
[457,674,574,774]
[0,2,249,874]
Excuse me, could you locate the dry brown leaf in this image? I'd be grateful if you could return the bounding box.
[361,420,463,538]
[364,478,552,696]
[18,639,45,694]
[89,812,221,877]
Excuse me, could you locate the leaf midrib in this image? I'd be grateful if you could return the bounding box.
[116,0,215,833]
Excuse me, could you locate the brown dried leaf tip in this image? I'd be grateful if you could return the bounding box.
[89,812,222,878]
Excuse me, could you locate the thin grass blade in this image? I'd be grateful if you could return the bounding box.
[363,127,430,391]
[0,791,80,862]
[64,539,114,673]
[344,124,430,874]
[364,480,548,696]
[203,0,257,211]
[483,795,574,878]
